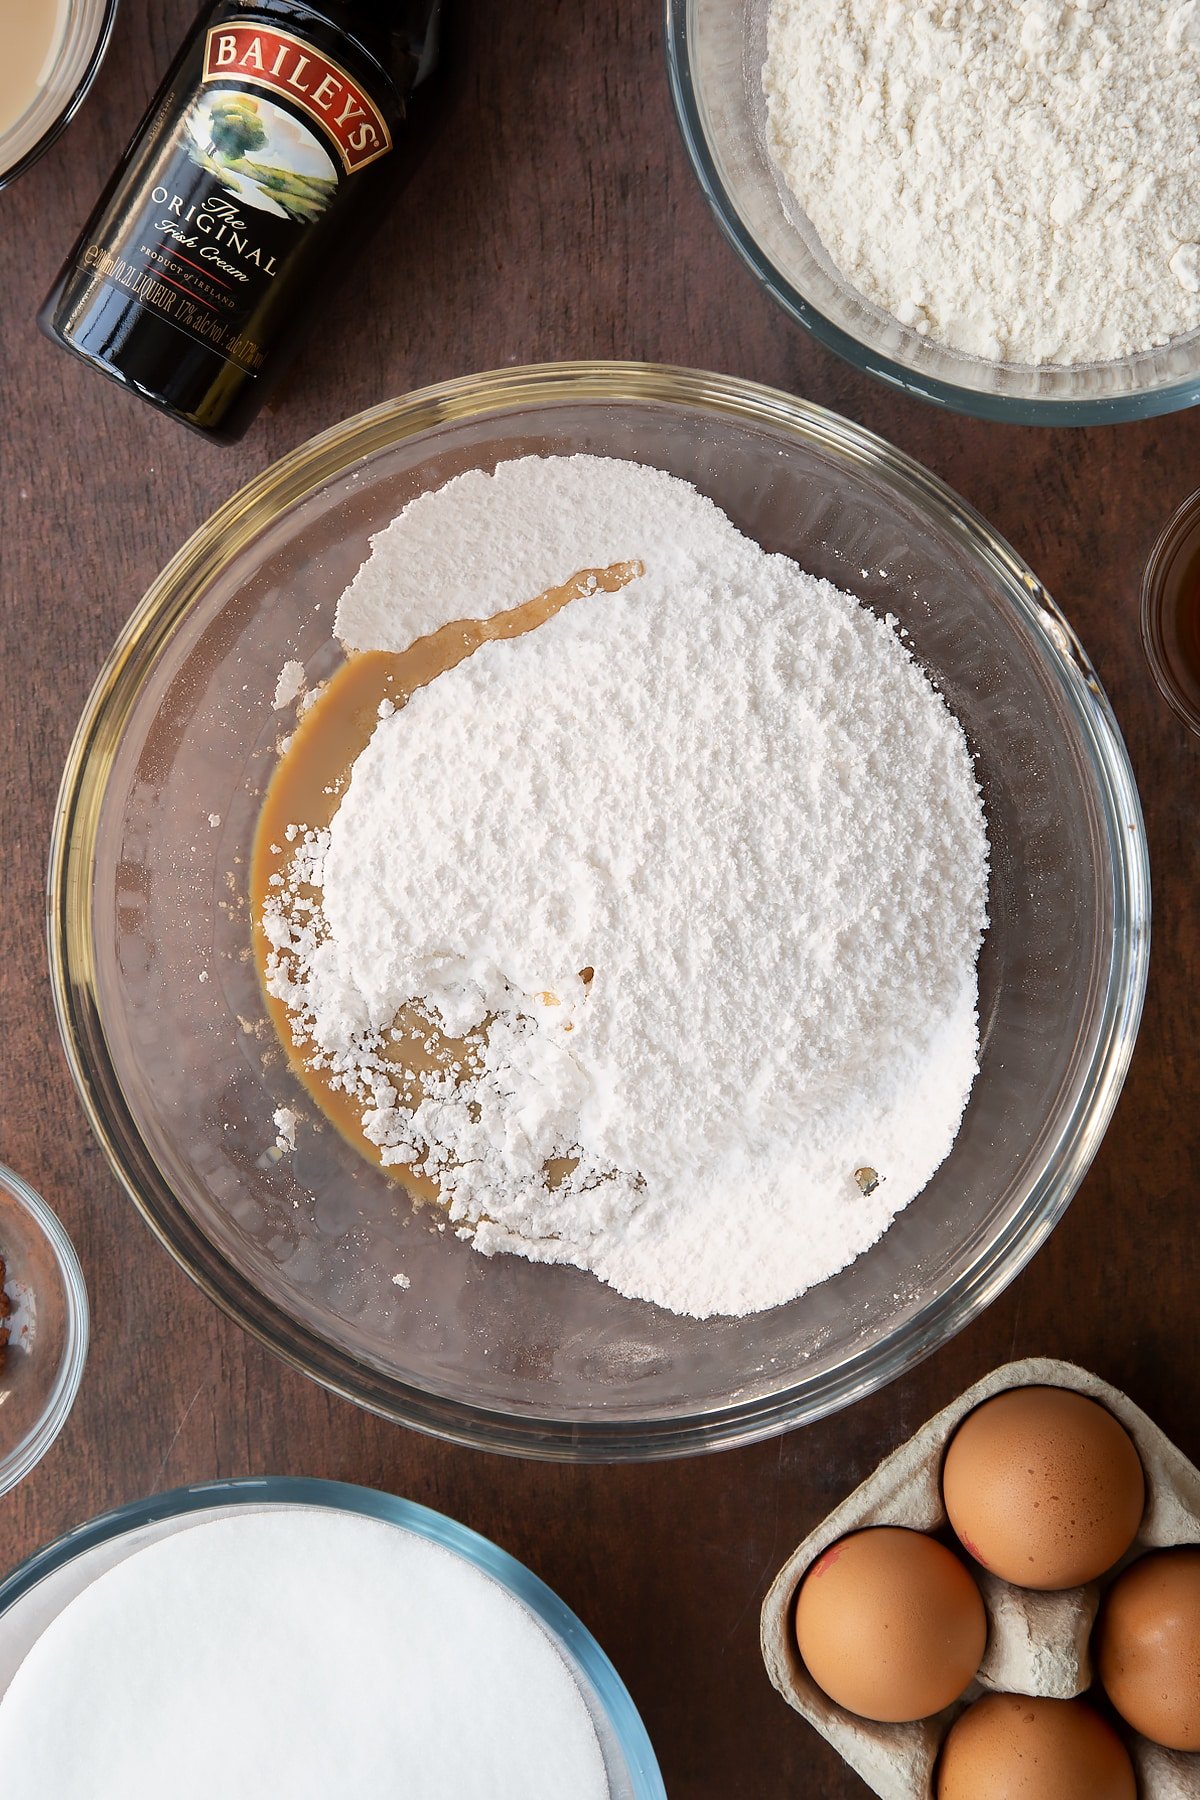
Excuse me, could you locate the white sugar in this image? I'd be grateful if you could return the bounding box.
[264,456,989,1319]
[0,1510,607,1798]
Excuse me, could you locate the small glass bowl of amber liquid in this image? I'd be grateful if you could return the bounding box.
[0,1165,89,1497]
[1142,490,1200,737]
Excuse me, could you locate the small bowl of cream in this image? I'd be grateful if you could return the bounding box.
[0,0,118,191]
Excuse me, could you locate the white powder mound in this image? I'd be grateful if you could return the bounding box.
[273,658,306,709]
[337,455,754,650]
[763,0,1200,366]
[0,1510,607,1799]
[273,1105,298,1153]
[263,456,989,1319]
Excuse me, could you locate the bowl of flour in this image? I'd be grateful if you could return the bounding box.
[48,363,1149,1456]
[666,0,1200,422]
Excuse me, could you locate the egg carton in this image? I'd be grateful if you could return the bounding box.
[760,1357,1200,1798]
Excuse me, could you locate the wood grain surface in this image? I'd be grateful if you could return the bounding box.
[1,3,1198,1794]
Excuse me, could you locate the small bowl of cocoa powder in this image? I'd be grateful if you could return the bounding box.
[0,1165,88,1497]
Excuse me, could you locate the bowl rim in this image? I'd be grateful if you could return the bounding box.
[0,1474,667,1799]
[0,1164,90,1498]
[662,0,1200,426]
[0,0,120,193]
[47,361,1151,1461]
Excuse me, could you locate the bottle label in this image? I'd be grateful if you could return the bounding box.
[201,26,392,172]
[68,17,394,378]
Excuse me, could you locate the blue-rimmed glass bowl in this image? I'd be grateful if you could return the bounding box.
[664,0,1200,424]
[0,1477,665,1799]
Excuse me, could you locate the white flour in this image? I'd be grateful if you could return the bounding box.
[262,457,989,1319]
[763,0,1200,365]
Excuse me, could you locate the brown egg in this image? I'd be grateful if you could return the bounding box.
[1097,1545,1200,1749]
[793,1526,986,1723]
[937,1695,1137,1800]
[942,1386,1144,1588]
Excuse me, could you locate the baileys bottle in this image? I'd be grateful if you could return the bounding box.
[40,1,443,442]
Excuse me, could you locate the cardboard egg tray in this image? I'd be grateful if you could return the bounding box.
[760,1357,1200,1798]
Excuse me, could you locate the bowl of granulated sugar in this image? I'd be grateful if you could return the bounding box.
[0,1479,665,1799]
[49,363,1149,1458]
[666,0,1200,423]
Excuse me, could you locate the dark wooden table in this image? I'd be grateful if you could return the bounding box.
[1,3,1197,1794]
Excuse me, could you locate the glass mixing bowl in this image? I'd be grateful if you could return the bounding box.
[0,1477,665,1800]
[664,0,1200,424]
[49,363,1149,1459]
